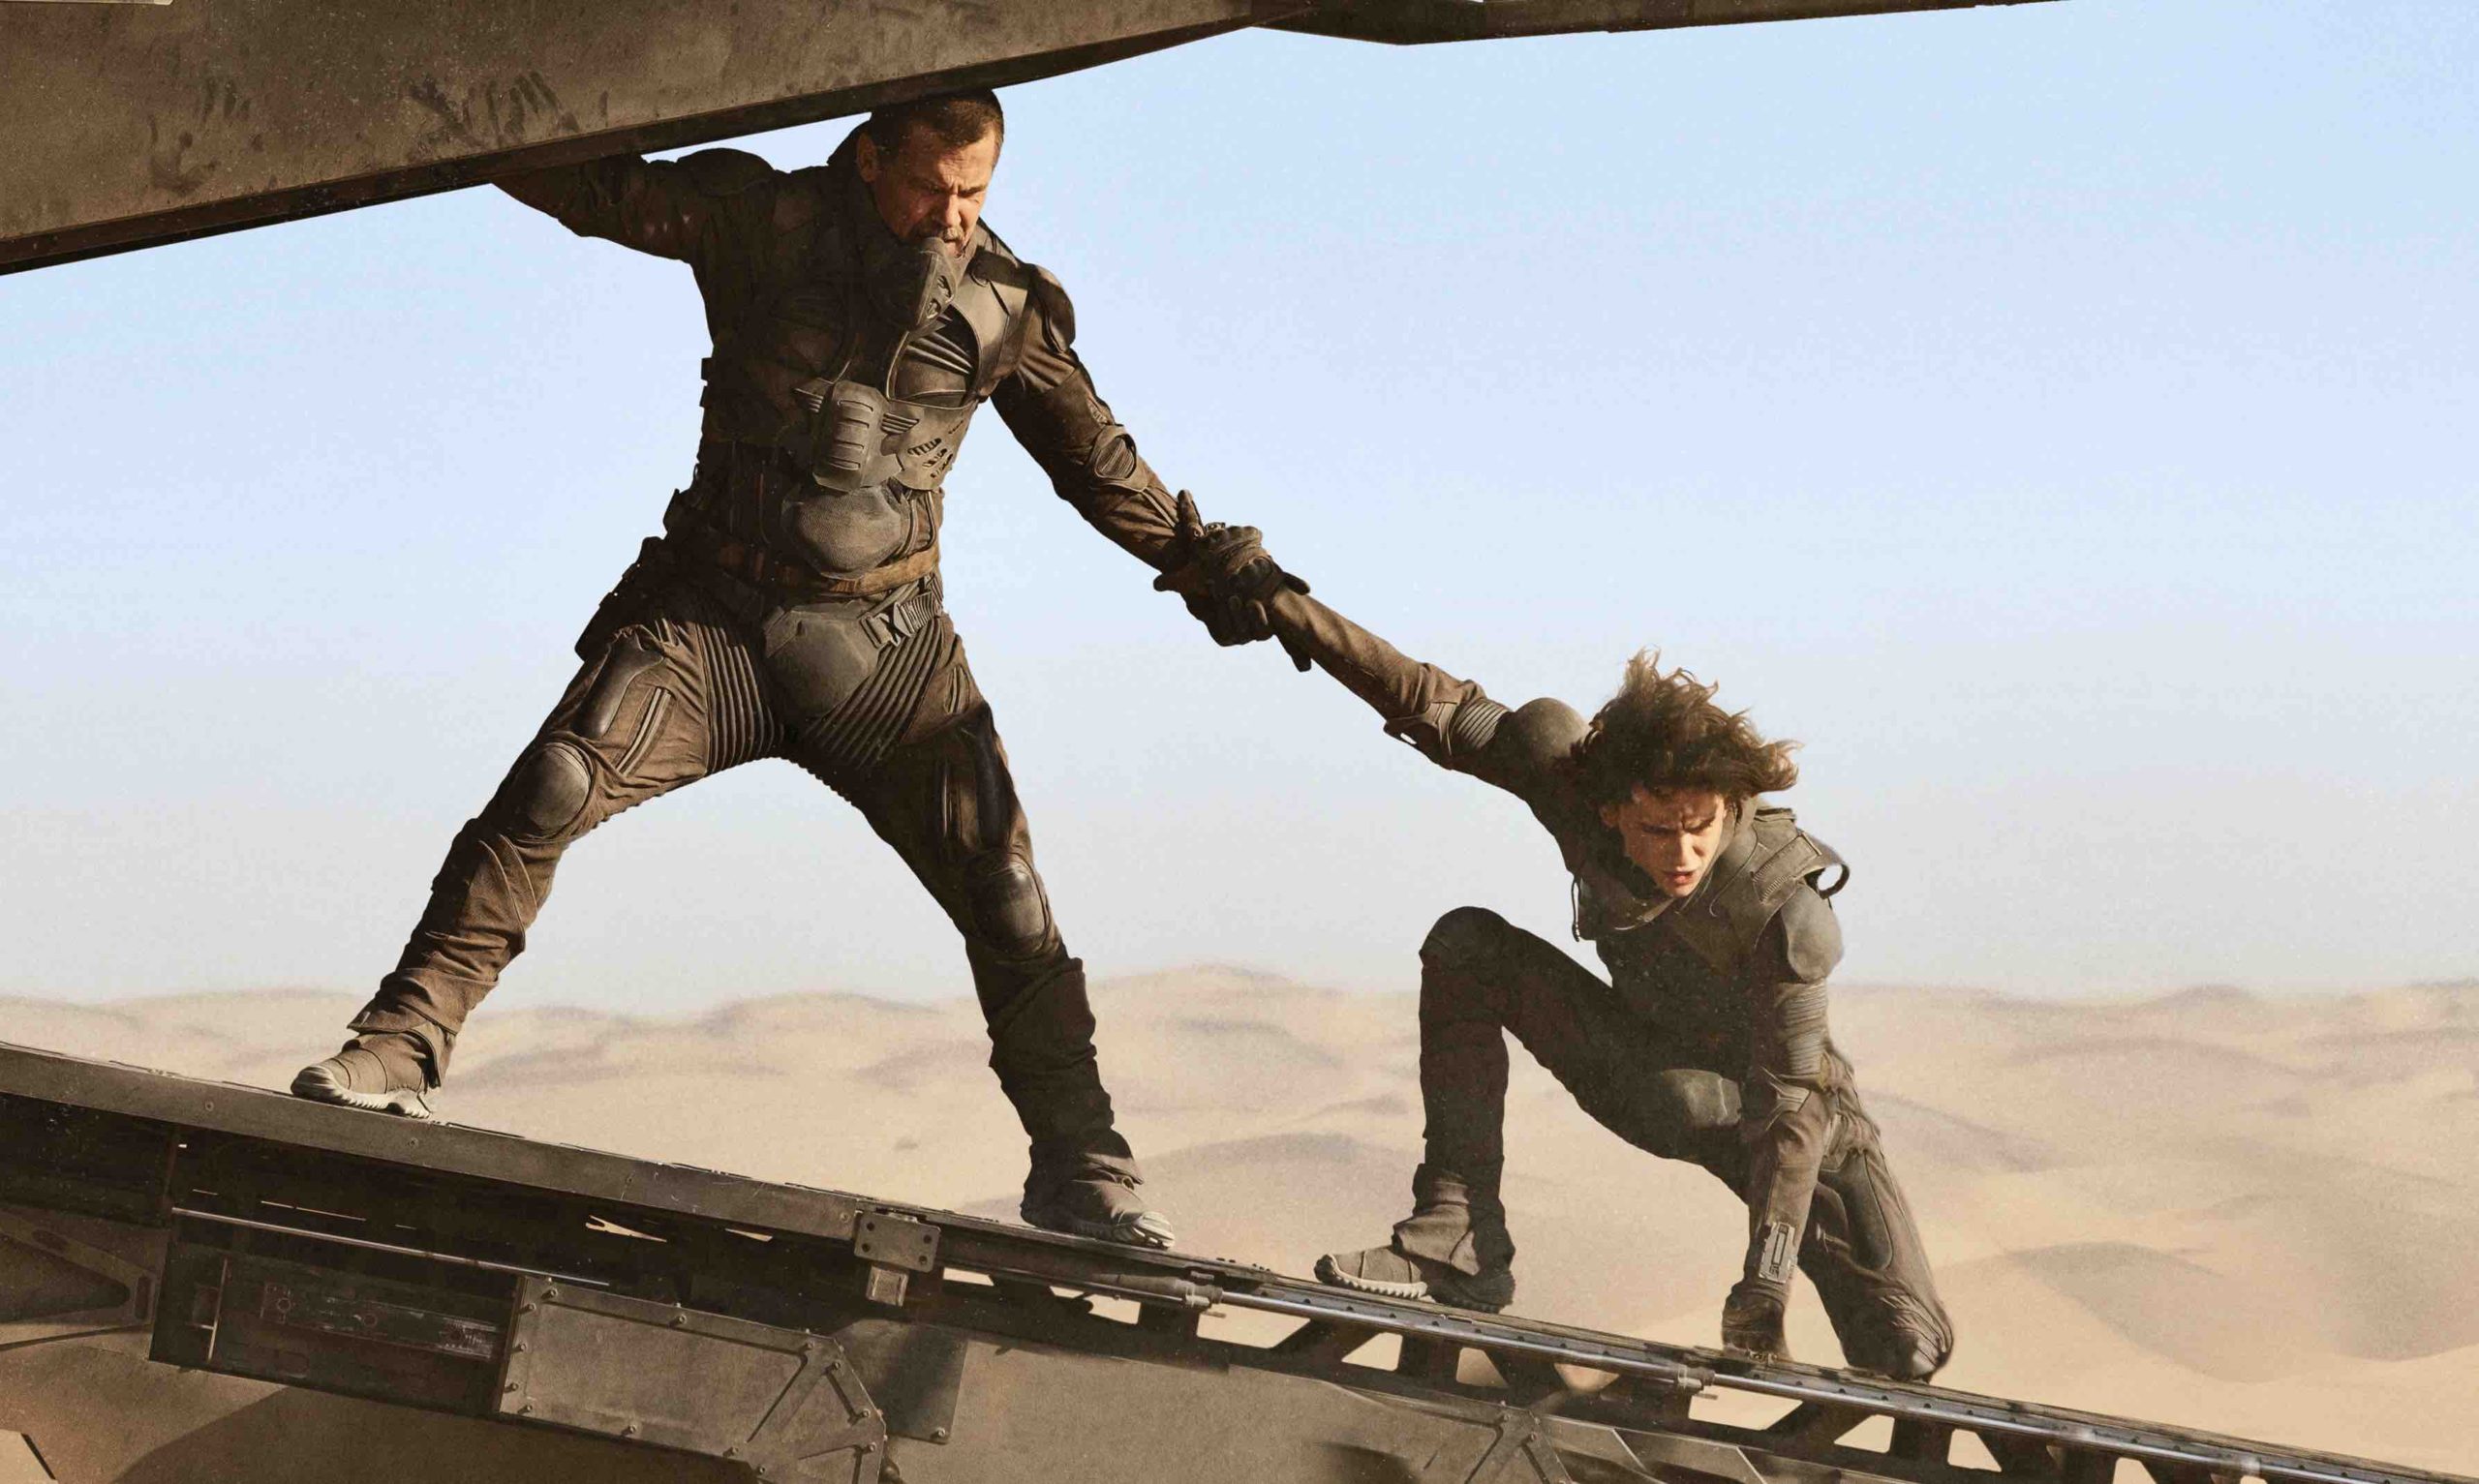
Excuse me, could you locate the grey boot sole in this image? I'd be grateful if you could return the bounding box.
[1313,1255,1510,1314]
[1021,1200,1177,1251]
[291,1064,435,1120]
[1314,1255,1430,1301]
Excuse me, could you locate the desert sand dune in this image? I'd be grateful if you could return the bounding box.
[1,976,2473,1470]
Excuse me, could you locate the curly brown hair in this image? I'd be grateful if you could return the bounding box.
[1568,651,1800,808]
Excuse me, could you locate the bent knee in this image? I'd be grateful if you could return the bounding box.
[493,740,596,841]
[1421,906,1514,971]
[1651,1069,1742,1133]
[1606,1069,1742,1158]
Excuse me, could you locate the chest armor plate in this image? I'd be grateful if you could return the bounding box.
[769,271,1021,576]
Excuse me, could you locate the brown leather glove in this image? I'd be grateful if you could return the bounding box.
[1152,491,1312,669]
[1721,1277,1791,1363]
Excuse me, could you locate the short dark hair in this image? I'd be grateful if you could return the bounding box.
[1568,651,1800,807]
[863,89,1005,157]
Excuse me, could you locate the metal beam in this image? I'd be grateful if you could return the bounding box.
[1,0,2056,275]
[0,0,1291,274]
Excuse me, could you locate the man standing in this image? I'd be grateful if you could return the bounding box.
[291,91,1264,1250]
[1180,527,1952,1376]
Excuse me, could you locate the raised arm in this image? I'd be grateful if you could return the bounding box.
[497,148,779,265]
[1721,888,1846,1361]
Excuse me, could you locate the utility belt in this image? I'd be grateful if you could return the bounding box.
[664,436,941,600]
[667,517,940,602]
[596,530,939,652]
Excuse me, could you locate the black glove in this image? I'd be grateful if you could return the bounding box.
[1152,491,1313,669]
[1720,1277,1791,1362]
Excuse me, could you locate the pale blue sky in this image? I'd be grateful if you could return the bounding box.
[3,0,2473,1010]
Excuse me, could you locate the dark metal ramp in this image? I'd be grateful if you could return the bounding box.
[0,0,2050,274]
[0,1041,2458,1484]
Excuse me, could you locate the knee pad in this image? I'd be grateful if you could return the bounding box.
[496,740,595,841]
[1421,906,1511,970]
[964,851,1054,960]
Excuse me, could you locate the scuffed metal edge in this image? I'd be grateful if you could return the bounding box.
[0,15,1268,275]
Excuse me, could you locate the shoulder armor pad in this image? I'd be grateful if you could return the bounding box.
[1776,886,1845,984]
[680,148,777,196]
[1026,264,1074,347]
[976,229,1070,341]
[964,228,1063,355]
[1498,697,1587,772]
[1699,813,1850,976]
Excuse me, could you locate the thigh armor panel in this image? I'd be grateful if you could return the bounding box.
[936,705,1023,859]
[762,601,890,721]
[776,592,959,784]
[577,633,665,741]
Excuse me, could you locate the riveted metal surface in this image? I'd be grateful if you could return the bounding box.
[498,1274,886,1477]
[832,1317,969,1445]
[854,1212,940,1275]
[151,1243,513,1411]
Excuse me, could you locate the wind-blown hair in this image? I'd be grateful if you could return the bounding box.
[863,89,1005,156]
[1568,651,1800,807]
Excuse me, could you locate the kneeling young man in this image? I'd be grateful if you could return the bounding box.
[1175,525,1951,1376]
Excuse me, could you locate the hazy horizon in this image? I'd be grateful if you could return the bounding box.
[6,1,2474,1015]
[8,970,2474,1015]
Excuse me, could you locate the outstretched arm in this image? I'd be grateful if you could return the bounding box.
[1263,588,1575,803]
[1721,891,1846,1362]
[994,275,1317,660]
[991,276,1191,572]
